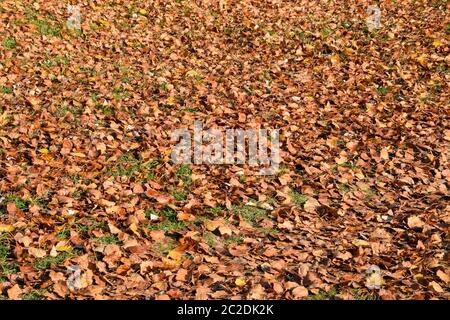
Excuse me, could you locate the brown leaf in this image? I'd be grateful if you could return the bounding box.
[303,197,320,213]
[7,284,22,299]
[429,281,443,293]
[292,286,308,298]
[407,216,424,229]
[436,270,449,284]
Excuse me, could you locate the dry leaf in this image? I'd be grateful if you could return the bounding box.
[0,224,15,233]
[407,216,424,229]
[304,197,320,213]
[292,286,308,298]
[29,247,46,258]
[235,278,246,287]
[7,284,22,299]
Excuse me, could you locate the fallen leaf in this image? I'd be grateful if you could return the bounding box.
[407,216,424,229]
[7,284,22,299]
[0,224,15,233]
[436,270,449,284]
[292,286,308,298]
[235,278,246,287]
[28,247,46,258]
[304,197,320,213]
[429,281,443,293]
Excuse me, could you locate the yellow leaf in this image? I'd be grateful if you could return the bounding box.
[166,95,176,105]
[305,44,314,52]
[416,54,428,67]
[0,112,11,126]
[330,55,341,64]
[0,224,15,233]
[167,248,184,261]
[129,223,138,233]
[38,148,49,154]
[162,257,180,269]
[186,69,201,78]
[432,40,443,47]
[235,278,246,287]
[42,153,54,161]
[56,245,72,252]
[100,19,110,27]
[138,9,147,15]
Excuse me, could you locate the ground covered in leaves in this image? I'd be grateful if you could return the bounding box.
[0,0,449,300]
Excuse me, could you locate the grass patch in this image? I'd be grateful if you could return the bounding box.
[161,207,177,222]
[289,191,309,207]
[144,209,158,220]
[74,219,106,234]
[175,165,192,185]
[203,231,217,247]
[375,85,391,96]
[171,190,188,201]
[106,157,158,180]
[25,9,62,37]
[0,234,18,281]
[96,235,120,245]
[146,220,191,233]
[224,234,244,246]
[118,153,139,163]
[309,288,337,300]
[0,86,13,94]
[205,206,224,215]
[337,183,351,192]
[255,227,280,236]
[107,163,142,177]
[88,220,106,230]
[2,38,16,49]
[56,227,70,239]
[4,196,29,211]
[33,251,76,270]
[112,88,129,100]
[363,186,378,196]
[72,188,87,199]
[153,240,176,255]
[22,289,46,300]
[331,162,359,172]
[54,104,83,119]
[74,223,89,233]
[350,288,379,300]
[145,208,206,233]
[39,55,70,68]
[180,107,199,113]
[233,205,268,225]
[97,105,115,116]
